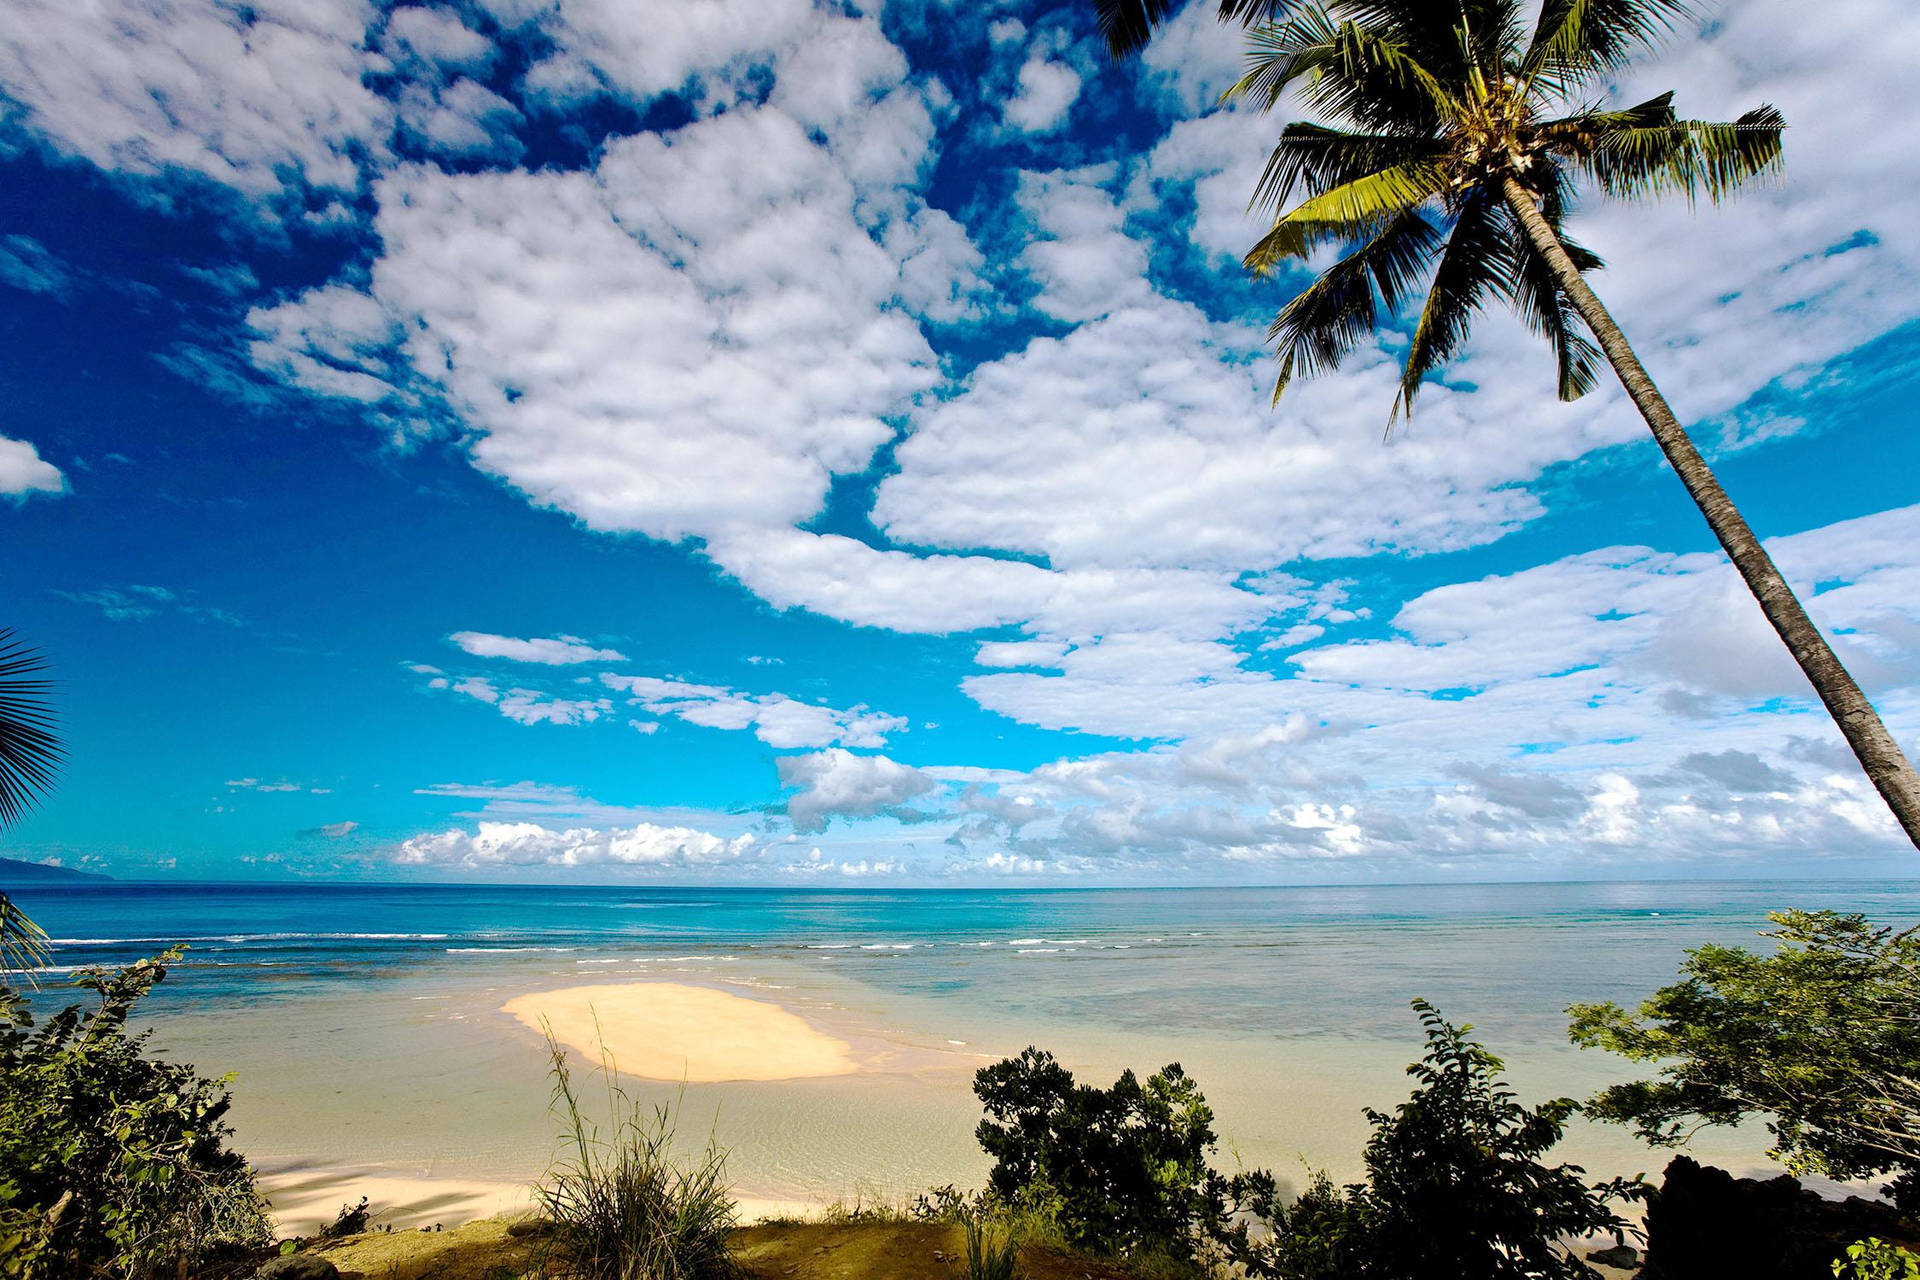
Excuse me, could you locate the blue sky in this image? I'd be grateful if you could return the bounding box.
[2,0,1917,885]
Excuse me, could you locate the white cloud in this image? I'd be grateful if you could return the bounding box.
[603,674,905,749]
[909,507,1920,873]
[0,235,74,297]
[393,819,758,870]
[1004,55,1081,133]
[449,631,627,665]
[0,434,64,498]
[0,0,389,210]
[255,100,962,542]
[481,0,816,109]
[1013,167,1155,321]
[436,675,613,727]
[58,583,238,624]
[380,7,492,71]
[776,749,939,834]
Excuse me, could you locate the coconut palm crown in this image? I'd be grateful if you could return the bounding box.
[1094,0,1920,848]
[1219,0,1781,416]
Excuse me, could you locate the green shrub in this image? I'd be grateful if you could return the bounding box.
[1836,1238,1920,1280]
[1570,909,1920,1211]
[972,1047,1231,1261]
[536,1033,740,1280]
[0,948,271,1279]
[1225,1001,1642,1279]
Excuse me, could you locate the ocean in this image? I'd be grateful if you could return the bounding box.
[11,878,1918,1209]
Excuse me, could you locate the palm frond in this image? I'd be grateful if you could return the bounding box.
[1505,216,1603,402]
[1578,104,1785,204]
[1246,124,1447,215]
[1244,162,1445,268]
[1093,0,1301,58]
[1520,0,1693,95]
[0,630,62,830]
[1395,192,1515,419]
[1231,12,1462,134]
[1339,0,1528,77]
[1,892,51,981]
[1263,209,1444,402]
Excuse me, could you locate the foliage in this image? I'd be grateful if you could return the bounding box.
[321,1196,372,1239]
[0,949,271,1279]
[1090,1,1292,57]
[0,630,61,834]
[1225,1001,1642,1279]
[0,629,62,982]
[0,901,46,987]
[1837,1238,1920,1280]
[1569,910,1920,1211]
[1094,0,1781,418]
[972,1046,1233,1261]
[536,1033,741,1280]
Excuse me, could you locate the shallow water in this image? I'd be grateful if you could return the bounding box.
[14,879,1918,1203]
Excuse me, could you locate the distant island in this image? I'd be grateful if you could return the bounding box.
[0,855,111,883]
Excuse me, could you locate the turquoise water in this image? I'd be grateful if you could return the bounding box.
[20,878,1920,1036]
[12,879,1919,1202]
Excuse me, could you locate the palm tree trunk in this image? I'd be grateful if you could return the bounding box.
[1501,175,1920,852]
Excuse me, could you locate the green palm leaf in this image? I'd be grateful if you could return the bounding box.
[1092,0,1299,57]
[1244,162,1447,270]
[1234,12,1462,133]
[1,629,63,983]
[1395,191,1515,420]
[1580,104,1786,203]
[1520,0,1692,94]
[0,893,50,979]
[0,630,60,830]
[1263,209,1443,402]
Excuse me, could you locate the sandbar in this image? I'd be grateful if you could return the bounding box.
[502,982,859,1083]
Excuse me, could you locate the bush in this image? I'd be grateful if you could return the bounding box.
[536,1033,740,1280]
[1837,1238,1920,1280]
[0,948,271,1279]
[1569,910,1920,1211]
[972,1046,1231,1261]
[1225,1001,1642,1279]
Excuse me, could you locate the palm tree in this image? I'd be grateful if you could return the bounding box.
[1093,0,1920,850]
[1,629,62,976]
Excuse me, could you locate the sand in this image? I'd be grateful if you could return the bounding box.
[257,1164,532,1235]
[501,981,860,1083]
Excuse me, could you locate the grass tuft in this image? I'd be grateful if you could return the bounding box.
[536,1029,741,1280]
[963,1214,1025,1280]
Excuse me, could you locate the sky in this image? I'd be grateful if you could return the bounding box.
[1,0,1918,886]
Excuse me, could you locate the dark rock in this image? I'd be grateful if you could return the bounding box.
[254,1253,341,1280]
[1586,1242,1639,1269]
[506,1218,554,1238]
[1641,1156,1917,1280]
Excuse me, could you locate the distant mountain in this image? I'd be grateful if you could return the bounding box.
[0,856,111,884]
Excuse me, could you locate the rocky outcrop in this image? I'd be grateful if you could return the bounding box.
[1640,1156,1915,1280]
[253,1251,341,1280]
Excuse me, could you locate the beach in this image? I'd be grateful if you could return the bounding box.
[15,878,1913,1231]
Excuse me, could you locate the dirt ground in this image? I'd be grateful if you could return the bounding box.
[306,1216,1146,1280]
[730,1221,1142,1280]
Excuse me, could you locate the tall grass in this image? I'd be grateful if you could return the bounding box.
[536,1031,741,1280]
[962,1214,1024,1280]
